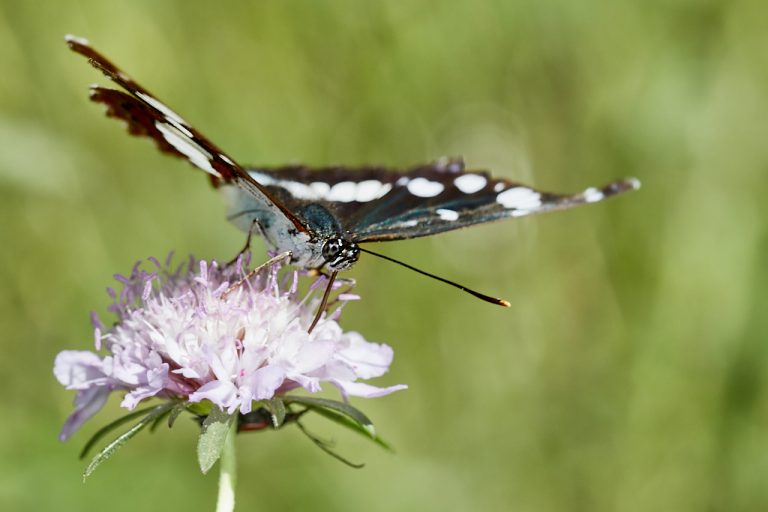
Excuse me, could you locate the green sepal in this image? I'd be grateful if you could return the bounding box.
[310,406,393,452]
[283,396,375,437]
[167,403,186,428]
[149,405,175,432]
[82,402,175,481]
[263,399,286,428]
[79,405,158,459]
[295,420,364,469]
[197,407,235,474]
[186,401,213,416]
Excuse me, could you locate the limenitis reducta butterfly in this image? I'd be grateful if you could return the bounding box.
[66,35,640,309]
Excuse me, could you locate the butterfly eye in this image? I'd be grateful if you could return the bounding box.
[322,238,360,271]
[322,238,344,261]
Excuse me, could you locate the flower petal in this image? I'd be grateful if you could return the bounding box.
[119,363,169,409]
[336,333,395,379]
[250,365,287,400]
[53,350,109,389]
[59,387,110,441]
[290,341,337,373]
[332,380,408,399]
[188,380,239,413]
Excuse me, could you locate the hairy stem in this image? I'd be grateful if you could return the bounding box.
[216,420,237,512]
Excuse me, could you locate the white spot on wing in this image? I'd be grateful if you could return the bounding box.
[355,180,391,202]
[494,182,506,193]
[583,187,604,203]
[155,122,218,176]
[496,187,541,209]
[454,174,487,194]
[407,177,444,198]
[281,181,316,200]
[170,122,193,138]
[436,208,459,221]
[396,176,410,186]
[310,182,331,197]
[241,174,395,202]
[401,219,419,227]
[248,171,276,184]
[138,92,188,127]
[248,173,325,200]
[326,181,357,202]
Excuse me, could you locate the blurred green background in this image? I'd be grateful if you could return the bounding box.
[2,0,767,510]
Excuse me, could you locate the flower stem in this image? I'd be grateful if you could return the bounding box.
[216,419,237,512]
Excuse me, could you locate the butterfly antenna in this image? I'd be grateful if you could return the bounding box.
[308,271,338,333]
[358,247,511,307]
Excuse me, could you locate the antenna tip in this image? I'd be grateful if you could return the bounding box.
[65,34,90,46]
[498,299,511,308]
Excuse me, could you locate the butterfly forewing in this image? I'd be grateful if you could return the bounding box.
[88,87,210,173]
[66,35,309,237]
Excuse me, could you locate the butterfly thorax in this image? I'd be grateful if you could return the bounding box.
[297,203,360,270]
[222,186,359,270]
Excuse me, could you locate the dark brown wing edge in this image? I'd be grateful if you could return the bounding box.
[65,34,309,234]
[88,87,219,188]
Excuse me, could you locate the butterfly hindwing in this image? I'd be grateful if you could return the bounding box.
[349,173,640,241]
[244,160,639,242]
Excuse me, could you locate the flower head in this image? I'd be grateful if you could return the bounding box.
[55,253,405,441]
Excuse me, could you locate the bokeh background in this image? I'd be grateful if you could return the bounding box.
[2,1,767,510]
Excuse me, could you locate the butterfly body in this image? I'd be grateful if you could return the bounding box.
[223,185,361,270]
[66,35,640,286]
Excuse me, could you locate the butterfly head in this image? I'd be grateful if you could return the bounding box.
[322,237,360,271]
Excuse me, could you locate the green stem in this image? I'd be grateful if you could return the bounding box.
[216,420,237,512]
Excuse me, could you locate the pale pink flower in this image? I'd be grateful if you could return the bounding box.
[55,254,406,441]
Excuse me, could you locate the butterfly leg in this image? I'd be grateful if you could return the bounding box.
[308,268,356,288]
[307,268,357,308]
[307,271,338,334]
[227,219,264,266]
[331,276,356,295]
[222,251,292,299]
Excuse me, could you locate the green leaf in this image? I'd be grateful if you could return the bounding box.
[79,405,158,459]
[83,403,174,481]
[295,420,364,469]
[197,407,235,474]
[283,396,375,437]
[264,399,286,428]
[310,406,393,452]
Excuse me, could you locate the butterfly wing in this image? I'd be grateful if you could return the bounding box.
[65,35,310,238]
[68,35,639,254]
[244,158,640,242]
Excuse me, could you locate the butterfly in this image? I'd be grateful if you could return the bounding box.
[66,35,640,311]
